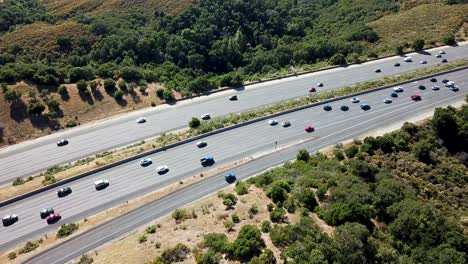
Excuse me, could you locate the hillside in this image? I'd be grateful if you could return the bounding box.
[0,0,467,146]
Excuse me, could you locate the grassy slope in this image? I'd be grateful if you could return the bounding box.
[369,3,468,53]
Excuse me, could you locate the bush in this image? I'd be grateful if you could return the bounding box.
[66,120,77,128]
[88,81,98,91]
[248,205,259,219]
[28,102,46,115]
[8,252,17,260]
[395,45,404,55]
[138,234,147,243]
[3,89,22,102]
[118,80,128,92]
[146,225,157,234]
[77,254,94,264]
[12,177,25,186]
[58,85,68,95]
[344,145,359,158]
[46,98,61,112]
[172,208,189,223]
[261,220,271,233]
[231,213,240,223]
[114,90,124,100]
[270,207,286,223]
[18,241,39,254]
[76,79,88,92]
[412,39,425,51]
[442,35,456,45]
[156,243,191,263]
[267,203,275,212]
[57,223,79,238]
[296,149,310,162]
[227,225,265,260]
[234,181,249,195]
[162,89,175,102]
[104,79,116,91]
[189,117,201,128]
[156,88,164,98]
[224,220,235,231]
[222,193,238,209]
[329,53,346,65]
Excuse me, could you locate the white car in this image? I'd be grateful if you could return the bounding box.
[446,81,455,87]
[94,179,109,190]
[350,97,360,103]
[156,165,169,174]
[136,117,146,123]
[140,158,152,166]
[201,114,211,120]
[420,60,427,64]
[196,141,207,148]
[404,57,412,62]
[393,86,404,92]
[439,50,446,54]
[431,86,440,91]
[2,214,18,227]
[268,120,278,126]
[383,98,392,104]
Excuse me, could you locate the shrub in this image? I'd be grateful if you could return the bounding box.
[296,149,310,162]
[146,225,157,234]
[172,208,189,223]
[395,45,404,55]
[227,225,265,260]
[156,88,164,98]
[58,85,68,95]
[13,177,25,186]
[231,213,240,223]
[334,150,345,160]
[18,241,39,254]
[66,120,78,128]
[114,90,124,100]
[248,205,259,219]
[76,79,88,92]
[4,89,22,102]
[442,35,456,45]
[118,80,128,92]
[261,220,271,233]
[412,39,425,51]
[189,117,201,128]
[28,102,46,115]
[162,89,175,102]
[46,98,61,112]
[88,81,98,91]
[224,220,235,231]
[329,53,346,65]
[156,243,191,263]
[138,234,147,243]
[77,254,94,264]
[234,181,249,195]
[104,79,116,91]
[344,145,359,158]
[57,223,79,238]
[267,203,275,212]
[270,207,286,223]
[222,193,238,209]
[8,252,17,260]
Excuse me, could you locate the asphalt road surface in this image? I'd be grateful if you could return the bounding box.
[0,44,467,184]
[1,69,466,260]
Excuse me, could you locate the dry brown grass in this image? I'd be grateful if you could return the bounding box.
[0,21,89,58]
[42,0,192,17]
[369,3,468,53]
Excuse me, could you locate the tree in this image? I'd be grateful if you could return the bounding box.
[224,220,235,232]
[395,45,404,55]
[3,89,22,102]
[234,181,249,195]
[28,102,45,115]
[69,67,95,83]
[412,39,425,51]
[186,76,213,94]
[118,80,128,92]
[442,35,456,45]
[329,53,346,65]
[189,117,201,128]
[296,149,310,162]
[58,85,68,95]
[333,222,371,264]
[344,145,359,158]
[250,249,277,264]
[114,90,124,101]
[267,183,288,203]
[227,225,265,260]
[222,193,238,209]
[412,140,434,164]
[432,107,460,148]
[76,79,88,92]
[299,189,318,211]
[162,89,175,102]
[104,79,116,91]
[46,98,61,112]
[270,206,286,223]
[156,88,164,99]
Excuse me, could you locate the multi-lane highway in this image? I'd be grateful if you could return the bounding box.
[1,44,467,183]
[2,69,466,260]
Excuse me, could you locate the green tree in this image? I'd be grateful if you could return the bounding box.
[296,149,310,162]
[118,80,128,92]
[270,207,286,223]
[189,117,201,128]
[227,225,265,260]
[442,35,456,45]
[222,193,238,209]
[234,181,249,195]
[76,79,87,92]
[162,89,175,102]
[412,39,425,51]
[28,102,45,115]
[104,79,116,91]
[329,53,346,65]
[3,89,22,102]
[46,98,61,112]
[333,222,371,264]
[114,90,124,101]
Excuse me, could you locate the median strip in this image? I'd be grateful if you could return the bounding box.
[1,59,467,205]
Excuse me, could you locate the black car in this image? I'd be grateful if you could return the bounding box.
[374,69,381,73]
[200,155,215,167]
[418,85,426,90]
[228,95,238,101]
[430,78,437,82]
[57,187,72,198]
[2,214,18,227]
[441,58,448,63]
[340,105,349,111]
[40,208,54,219]
[57,139,68,147]
[394,62,400,67]
[323,105,332,111]
[442,79,449,84]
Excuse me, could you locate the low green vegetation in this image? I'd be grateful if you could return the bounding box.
[77,254,94,264]
[193,100,468,263]
[56,223,79,238]
[152,243,191,264]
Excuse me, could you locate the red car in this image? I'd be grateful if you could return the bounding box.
[46,213,61,224]
[305,125,315,132]
[411,94,421,101]
[308,87,316,93]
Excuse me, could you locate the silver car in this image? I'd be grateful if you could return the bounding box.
[268,120,278,126]
[140,158,152,166]
[94,179,109,190]
[350,97,360,103]
[156,165,169,175]
[136,117,146,123]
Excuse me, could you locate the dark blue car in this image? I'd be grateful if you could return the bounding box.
[200,155,215,167]
[225,173,237,183]
[390,92,398,98]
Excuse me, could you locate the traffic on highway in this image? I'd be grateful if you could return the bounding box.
[1,66,466,253]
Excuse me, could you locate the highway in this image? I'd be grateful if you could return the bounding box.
[0,44,467,183]
[1,69,466,260]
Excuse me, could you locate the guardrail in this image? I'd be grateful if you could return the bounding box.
[1,65,467,208]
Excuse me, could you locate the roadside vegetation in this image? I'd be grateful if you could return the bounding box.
[0,0,466,144]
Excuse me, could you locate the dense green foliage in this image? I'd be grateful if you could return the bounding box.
[0,0,49,33]
[0,0,406,95]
